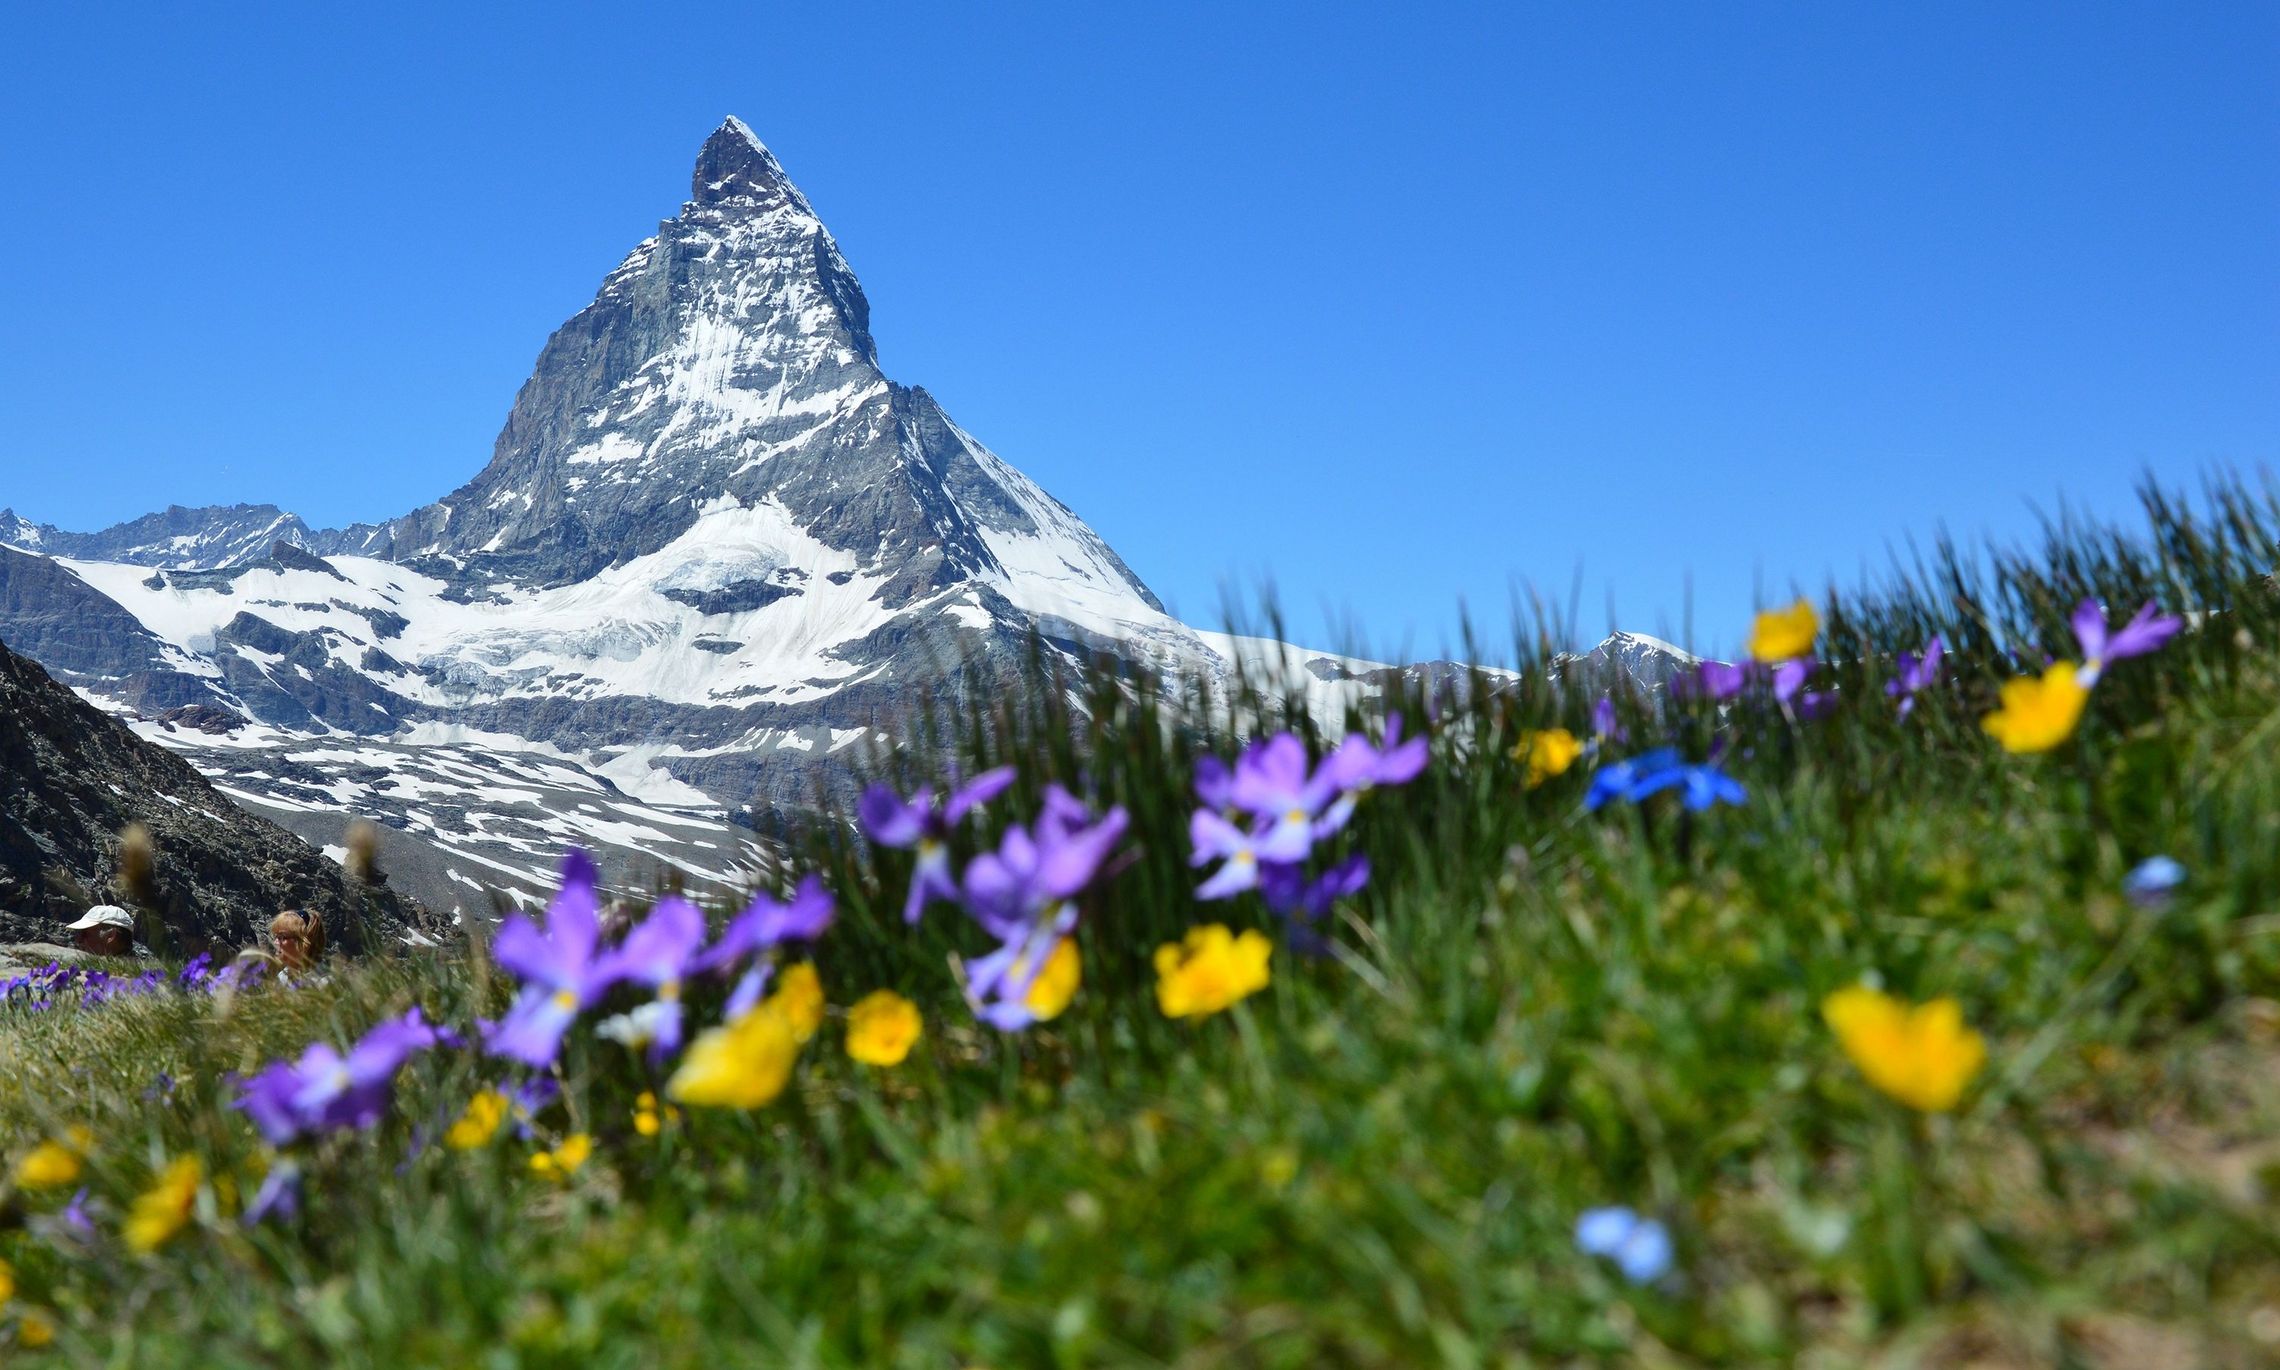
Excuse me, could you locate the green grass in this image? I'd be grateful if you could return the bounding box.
[5,476,2280,1366]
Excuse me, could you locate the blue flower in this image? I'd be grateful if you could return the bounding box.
[1627,758,1748,811]
[2123,855,2185,908]
[1575,1206,1674,1284]
[1584,751,1744,812]
[1584,749,1680,811]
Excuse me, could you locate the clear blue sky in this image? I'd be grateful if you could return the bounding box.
[3,3,2274,658]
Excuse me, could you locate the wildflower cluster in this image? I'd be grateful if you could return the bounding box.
[0,954,275,1025]
[1186,717,1425,955]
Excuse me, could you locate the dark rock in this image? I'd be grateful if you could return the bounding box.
[155,704,247,736]
[660,582,799,615]
[271,541,348,581]
[0,636,438,951]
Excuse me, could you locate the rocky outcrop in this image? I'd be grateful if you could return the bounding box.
[0,634,437,952]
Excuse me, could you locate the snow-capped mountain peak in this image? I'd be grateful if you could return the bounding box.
[0,117,1698,908]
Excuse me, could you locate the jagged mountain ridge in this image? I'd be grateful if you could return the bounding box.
[0,118,1690,910]
[0,504,319,572]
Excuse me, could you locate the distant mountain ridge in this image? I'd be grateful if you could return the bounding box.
[0,504,318,571]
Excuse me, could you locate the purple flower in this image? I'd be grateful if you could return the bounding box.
[292,1008,438,1131]
[243,1161,301,1226]
[1193,755,1234,812]
[1260,854,1369,955]
[210,958,268,994]
[60,1187,93,1237]
[236,1008,438,1145]
[859,767,1016,925]
[177,953,214,988]
[1226,734,1348,864]
[1189,808,1267,899]
[1322,713,1430,794]
[591,895,707,1060]
[724,962,774,1020]
[236,1062,308,1146]
[696,876,835,974]
[1576,1206,1674,1284]
[484,850,616,1067]
[1771,659,1836,720]
[964,902,1076,1031]
[2073,599,2183,685]
[956,787,1125,1031]
[960,786,1128,941]
[1591,696,1625,744]
[507,1075,559,1140]
[1193,732,1376,918]
[1886,635,1945,717]
[1688,661,1750,702]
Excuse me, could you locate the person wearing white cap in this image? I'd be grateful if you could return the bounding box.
[65,905,135,957]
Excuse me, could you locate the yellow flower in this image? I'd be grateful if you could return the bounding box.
[528,1133,592,1179]
[845,990,923,1066]
[1980,661,2089,754]
[20,1308,55,1346]
[1746,598,1820,662]
[631,1091,678,1137]
[769,962,826,1043]
[125,1156,203,1254]
[13,1125,92,1189]
[1024,938,1081,1022]
[1823,985,1987,1112]
[444,1090,509,1150]
[0,1256,13,1303]
[668,1001,801,1108]
[1514,728,1584,789]
[1154,924,1273,1019]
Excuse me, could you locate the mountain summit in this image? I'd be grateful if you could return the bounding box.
[691,116,810,209]
[348,116,1158,624]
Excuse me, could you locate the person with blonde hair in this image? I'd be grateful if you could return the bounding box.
[269,910,325,972]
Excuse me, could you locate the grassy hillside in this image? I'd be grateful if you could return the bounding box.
[3,478,2278,1367]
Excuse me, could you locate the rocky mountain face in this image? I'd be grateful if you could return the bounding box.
[0,118,1691,914]
[0,634,437,951]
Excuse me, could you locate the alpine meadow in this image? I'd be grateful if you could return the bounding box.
[2,474,2279,1364]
